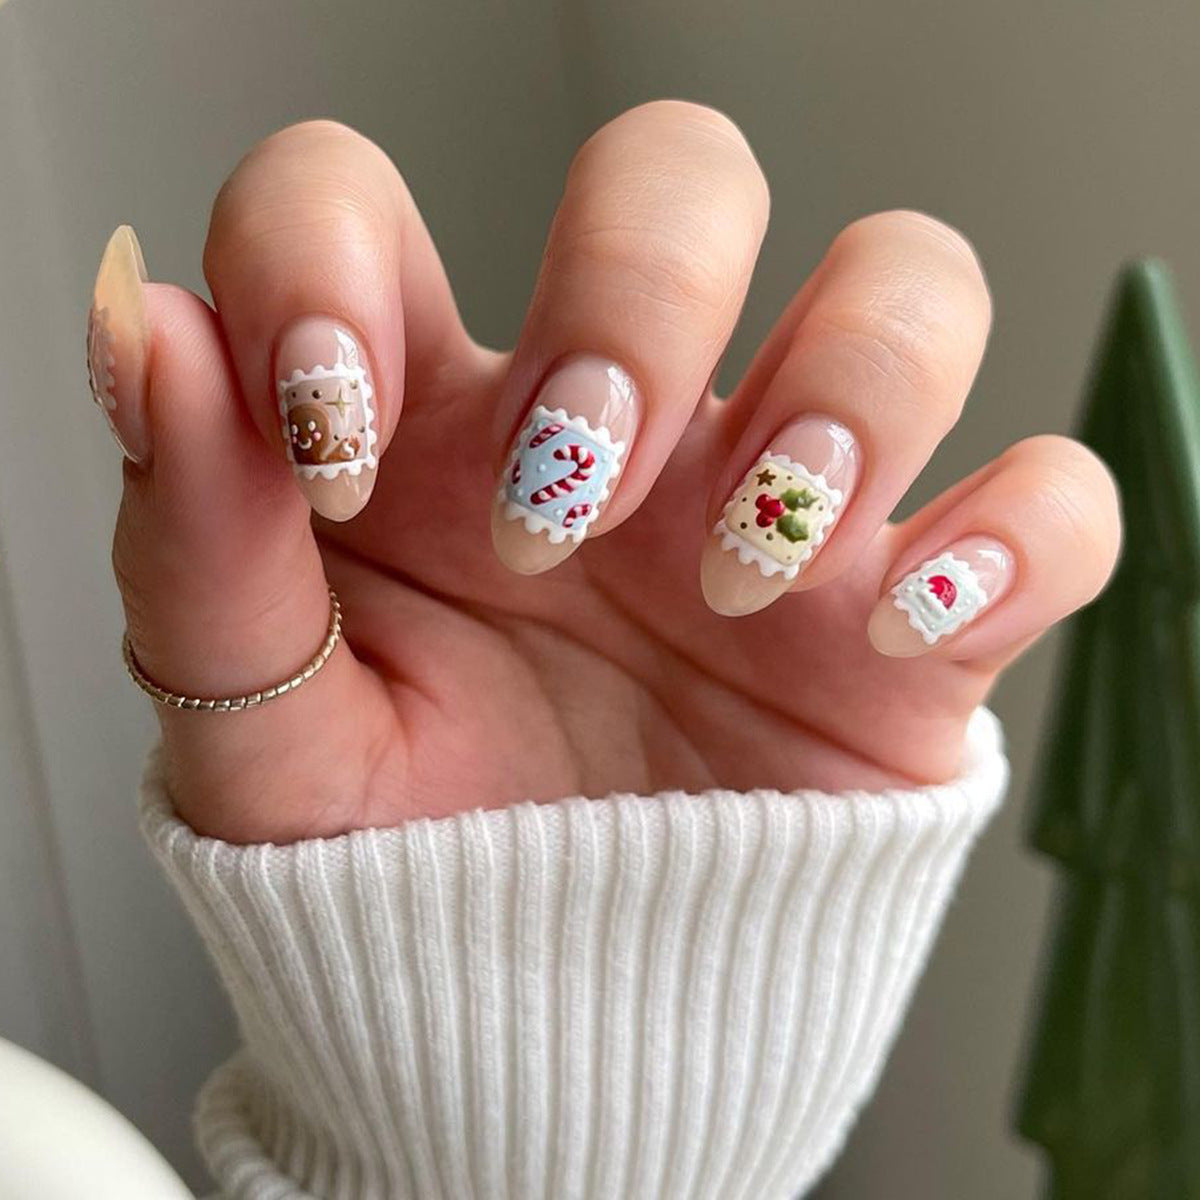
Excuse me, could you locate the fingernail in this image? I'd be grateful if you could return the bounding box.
[276,319,378,521]
[701,416,858,616]
[87,225,151,463]
[492,356,636,574]
[868,537,1014,657]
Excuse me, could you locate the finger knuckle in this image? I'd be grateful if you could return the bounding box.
[592,100,754,164]
[1017,436,1122,578]
[640,100,766,194]
[549,220,743,325]
[808,303,967,429]
[838,210,989,297]
[266,121,404,192]
[672,102,770,231]
[829,208,991,334]
[111,521,151,643]
[573,101,770,237]
[806,214,991,425]
[554,106,768,327]
[205,122,405,281]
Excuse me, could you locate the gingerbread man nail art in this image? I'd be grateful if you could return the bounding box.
[278,328,376,479]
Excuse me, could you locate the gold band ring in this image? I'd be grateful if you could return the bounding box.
[122,588,342,712]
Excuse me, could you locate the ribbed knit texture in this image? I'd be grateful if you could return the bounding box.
[142,708,1008,1200]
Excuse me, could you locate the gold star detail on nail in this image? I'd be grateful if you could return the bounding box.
[324,388,351,419]
[756,468,776,486]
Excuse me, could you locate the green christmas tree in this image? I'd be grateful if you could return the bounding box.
[1017,261,1200,1198]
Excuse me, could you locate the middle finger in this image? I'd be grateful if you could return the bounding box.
[490,99,770,575]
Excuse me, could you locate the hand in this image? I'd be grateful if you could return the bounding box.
[98,105,1120,844]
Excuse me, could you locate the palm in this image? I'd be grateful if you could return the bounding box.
[313,363,989,833]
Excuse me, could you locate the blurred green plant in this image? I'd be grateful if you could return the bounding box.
[1017,262,1200,1198]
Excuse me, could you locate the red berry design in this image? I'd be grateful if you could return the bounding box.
[928,574,957,609]
[755,493,785,527]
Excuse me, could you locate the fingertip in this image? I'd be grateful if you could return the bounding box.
[866,595,930,658]
[490,501,579,575]
[700,533,787,617]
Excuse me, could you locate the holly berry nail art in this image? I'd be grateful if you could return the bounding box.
[714,455,843,579]
[891,552,989,644]
[501,406,626,543]
[278,329,377,479]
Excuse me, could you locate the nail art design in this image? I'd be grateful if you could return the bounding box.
[278,329,376,479]
[87,225,151,462]
[500,406,626,544]
[86,304,118,428]
[714,455,843,579]
[891,552,989,644]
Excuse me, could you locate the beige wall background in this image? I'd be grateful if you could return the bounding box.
[1,1,1195,1195]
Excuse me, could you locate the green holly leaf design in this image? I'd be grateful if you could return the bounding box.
[776,512,809,543]
[781,487,818,511]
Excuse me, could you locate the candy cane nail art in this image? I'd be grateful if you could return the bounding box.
[714,454,843,580]
[500,406,627,544]
[891,552,989,644]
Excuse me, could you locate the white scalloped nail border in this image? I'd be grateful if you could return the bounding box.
[86,302,139,458]
[712,453,844,579]
[277,328,378,481]
[891,551,989,644]
[499,405,627,544]
[86,304,117,415]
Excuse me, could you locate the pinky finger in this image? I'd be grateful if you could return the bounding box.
[868,435,1121,666]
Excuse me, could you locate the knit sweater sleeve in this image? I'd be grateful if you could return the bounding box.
[142,708,1008,1200]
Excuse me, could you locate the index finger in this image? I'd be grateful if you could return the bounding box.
[204,120,467,520]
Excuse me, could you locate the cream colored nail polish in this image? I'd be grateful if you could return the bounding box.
[491,357,637,574]
[87,225,151,462]
[868,536,1013,657]
[701,416,858,617]
[276,318,378,521]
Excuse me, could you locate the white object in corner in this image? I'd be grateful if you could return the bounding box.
[0,1038,193,1199]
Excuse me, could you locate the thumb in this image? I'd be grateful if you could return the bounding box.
[96,228,389,841]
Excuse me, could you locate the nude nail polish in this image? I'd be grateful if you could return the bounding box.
[701,416,859,617]
[276,318,378,521]
[491,356,637,574]
[87,225,151,463]
[868,536,1014,657]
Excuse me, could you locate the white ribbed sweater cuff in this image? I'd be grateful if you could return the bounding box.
[142,708,1007,1200]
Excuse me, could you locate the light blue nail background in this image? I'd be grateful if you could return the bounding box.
[506,417,619,529]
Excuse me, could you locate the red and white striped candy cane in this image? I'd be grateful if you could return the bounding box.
[528,422,564,449]
[562,502,592,528]
[530,444,595,505]
[513,421,566,484]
